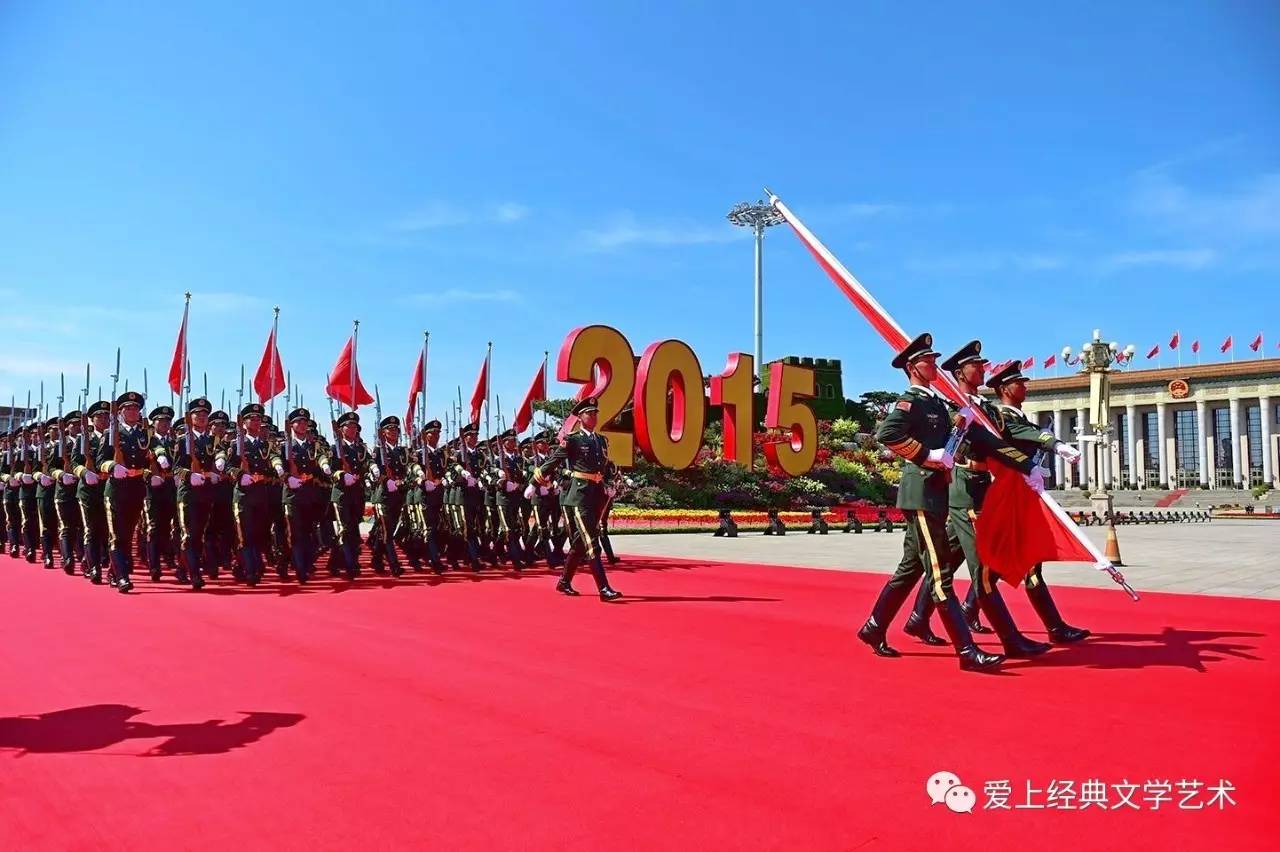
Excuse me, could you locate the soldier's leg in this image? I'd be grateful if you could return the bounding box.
[55,496,80,574]
[422,495,445,570]
[77,494,101,582]
[338,492,363,578]
[500,502,529,568]
[565,502,618,598]
[556,507,585,593]
[1024,563,1090,643]
[915,509,1003,670]
[21,495,39,561]
[145,488,164,581]
[105,485,143,592]
[857,518,927,656]
[4,494,18,555]
[949,509,1049,657]
[599,505,617,564]
[177,494,209,589]
[39,490,58,569]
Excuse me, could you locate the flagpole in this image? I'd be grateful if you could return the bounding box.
[1176,331,1181,367]
[350,319,359,413]
[540,351,549,434]
[269,306,280,422]
[484,341,493,440]
[422,331,430,429]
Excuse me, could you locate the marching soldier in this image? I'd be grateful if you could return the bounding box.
[495,428,533,568]
[532,397,622,601]
[987,361,1091,644]
[452,424,486,572]
[368,415,410,577]
[413,420,448,572]
[51,412,85,574]
[1,432,17,556]
[171,397,222,590]
[855,333,1038,671]
[205,410,234,578]
[281,407,328,583]
[76,401,110,583]
[226,403,284,586]
[329,411,369,580]
[97,391,153,593]
[528,431,563,567]
[145,406,180,583]
[37,419,60,569]
[599,458,620,565]
[20,421,42,563]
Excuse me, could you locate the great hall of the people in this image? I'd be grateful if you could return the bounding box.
[1018,358,1280,491]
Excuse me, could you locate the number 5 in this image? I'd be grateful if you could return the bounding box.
[763,361,816,476]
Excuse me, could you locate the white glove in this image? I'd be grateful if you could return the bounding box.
[84,470,100,486]
[239,473,254,487]
[158,455,171,470]
[370,464,381,479]
[112,465,128,480]
[423,480,436,492]
[287,475,302,490]
[925,448,954,470]
[523,484,536,500]
[214,457,226,472]
[190,472,206,487]
[605,486,617,499]
[497,470,507,480]
[321,463,333,476]
[955,406,977,429]
[539,486,550,496]
[386,479,398,493]
[274,463,285,476]
[505,480,518,493]
[150,474,163,487]
[61,472,77,486]
[208,472,220,485]
[1024,467,1046,494]
[465,475,477,488]
[1054,442,1082,465]
[21,473,35,485]
[38,474,52,487]
[342,472,357,487]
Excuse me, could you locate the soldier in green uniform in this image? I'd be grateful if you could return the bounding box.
[171,397,222,590]
[902,341,1065,658]
[51,412,85,574]
[533,397,622,601]
[226,402,284,586]
[329,411,369,580]
[986,361,1091,644]
[19,421,42,563]
[75,401,110,583]
[144,405,180,583]
[856,333,1039,671]
[36,419,60,569]
[1,431,18,555]
[495,428,533,568]
[452,424,487,572]
[517,437,536,556]
[97,391,153,592]
[529,431,564,567]
[280,407,329,583]
[412,420,448,573]
[205,410,235,579]
[367,415,411,577]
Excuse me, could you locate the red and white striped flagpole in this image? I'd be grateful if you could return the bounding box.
[766,189,1134,598]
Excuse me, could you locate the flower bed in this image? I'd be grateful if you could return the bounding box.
[608,506,905,533]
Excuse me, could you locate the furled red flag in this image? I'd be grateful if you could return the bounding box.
[1115,352,1127,364]
[1192,340,1200,354]
[1249,333,1264,352]
[325,335,373,408]
[1021,355,1034,370]
[252,324,285,404]
[513,360,547,434]
[405,350,425,428]
[1169,331,1180,350]
[469,350,489,426]
[1220,335,1233,353]
[1146,344,1160,360]
[1043,353,1056,369]
[766,190,1129,595]
[168,297,189,395]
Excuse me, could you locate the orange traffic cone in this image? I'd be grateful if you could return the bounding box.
[1104,523,1124,567]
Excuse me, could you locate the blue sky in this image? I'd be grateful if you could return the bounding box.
[2,1,1277,425]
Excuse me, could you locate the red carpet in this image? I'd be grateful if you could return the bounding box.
[2,551,1276,851]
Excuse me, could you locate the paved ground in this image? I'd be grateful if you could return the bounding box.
[614,519,1280,600]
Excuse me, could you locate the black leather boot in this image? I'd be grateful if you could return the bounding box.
[857,580,916,657]
[556,552,581,595]
[960,584,992,633]
[978,589,1051,658]
[937,597,1003,671]
[1026,581,1090,643]
[903,584,947,645]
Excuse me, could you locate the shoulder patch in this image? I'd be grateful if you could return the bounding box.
[895,400,912,412]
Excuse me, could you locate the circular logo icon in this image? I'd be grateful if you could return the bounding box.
[1169,379,1190,399]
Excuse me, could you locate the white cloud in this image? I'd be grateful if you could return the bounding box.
[400,288,522,305]
[1130,172,1280,237]
[494,202,529,223]
[390,200,530,233]
[1102,249,1218,270]
[578,213,744,251]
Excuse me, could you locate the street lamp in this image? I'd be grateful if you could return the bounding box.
[727,200,786,381]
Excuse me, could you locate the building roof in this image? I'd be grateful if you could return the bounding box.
[1022,358,1280,394]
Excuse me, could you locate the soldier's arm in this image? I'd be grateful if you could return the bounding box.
[966,427,1036,474]
[535,439,570,481]
[875,401,929,465]
[1002,412,1061,449]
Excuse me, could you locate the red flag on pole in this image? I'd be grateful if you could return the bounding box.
[325,335,373,408]
[768,191,1132,595]
[1043,354,1056,369]
[253,324,285,404]
[469,349,489,426]
[1021,355,1034,370]
[976,471,1096,584]
[168,297,189,395]
[1169,332,1180,349]
[1249,333,1263,352]
[1191,340,1200,353]
[1145,344,1160,360]
[405,350,425,428]
[513,360,547,434]
[1220,335,1233,353]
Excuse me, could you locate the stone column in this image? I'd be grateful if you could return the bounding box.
[1053,408,1065,488]
[1126,404,1138,488]
[1229,397,1243,487]
[1196,399,1209,488]
[1262,397,1274,487]
[1076,407,1089,490]
[1156,402,1169,488]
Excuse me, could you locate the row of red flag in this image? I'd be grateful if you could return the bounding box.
[166,303,549,433]
[987,332,1272,374]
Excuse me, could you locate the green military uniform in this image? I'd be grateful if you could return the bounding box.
[205,410,236,578]
[857,333,1035,671]
[451,425,487,571]
[97,391,153,592]
[50,414,85,575]
[75,404,110,583]
[171,397,224,590]
[19,423,42,562]
[494,429,533,568]
[329,411,370,580]
[280,407,330,583]
[410,420,448,572]
[145,406,180,583]
[533,397,621,600]
[227,402,284,586]
[367,415,411,577]
[36,421,61,569]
